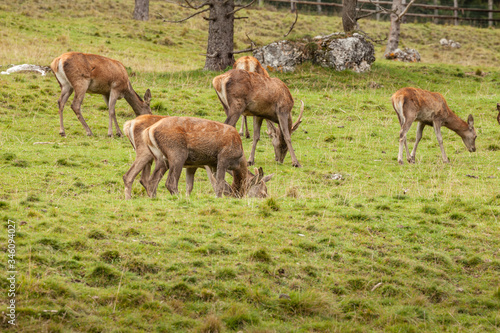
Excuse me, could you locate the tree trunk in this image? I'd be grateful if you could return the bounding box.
[342,0,358,32]
[384,0,402,56]
[204,0,235,71]
[133,0,149,21]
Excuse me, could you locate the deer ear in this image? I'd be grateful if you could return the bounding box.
[497,103,500,112]
[467,114,474,128]
[262,173,273,183]
[266,121,279,137]
[144,89,152,105]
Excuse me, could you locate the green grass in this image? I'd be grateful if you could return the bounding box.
[1,0,500,332]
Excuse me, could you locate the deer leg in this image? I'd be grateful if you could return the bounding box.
[278,113,301,168]
[107,91,122,137]
[138,159,153,192]
[164,152,187,195]
[123,153,154,200]
[433,121,449,163]
[148,159,168,198]
[185,167,197,196]
[397,116,415,165]
[57,86,73,137]
[214,161,230,198]
[248,117,263,166]
[241,116,250,138]
[70,83,93,136]
[409,122,425,163]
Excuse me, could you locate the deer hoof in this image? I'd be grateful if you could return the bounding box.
[398,159,404,165]
[292,162,302,168]
[247,160,255,166]
[408,157,415,164]
[59,132,66,137]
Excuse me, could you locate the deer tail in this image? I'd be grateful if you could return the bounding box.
[143,125,164,162]
[213,75,230,110]
[123,119,136,150]
[392,94,406,125]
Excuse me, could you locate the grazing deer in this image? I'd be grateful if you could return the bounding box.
[123,115,272,198]
[233,56,270,139]
[213,69,304,167]
[50,52,152,137]
[392,87,476,164]
[497,103,500,125]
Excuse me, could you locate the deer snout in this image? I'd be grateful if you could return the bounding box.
[469,147,476,152]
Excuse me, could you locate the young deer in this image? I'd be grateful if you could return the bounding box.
[213,69,304,167]
[51,52,152,137]
[233,56,270,139]
[123,115,272,198]
[392,87,476,164]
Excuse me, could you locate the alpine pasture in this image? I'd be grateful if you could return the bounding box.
[1,0,500,332]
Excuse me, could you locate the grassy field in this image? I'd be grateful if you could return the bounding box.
[1,0,500,332]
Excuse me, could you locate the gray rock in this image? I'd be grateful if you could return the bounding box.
[253,33,375,73]
[253,40,304,73]
[313,34,375,73]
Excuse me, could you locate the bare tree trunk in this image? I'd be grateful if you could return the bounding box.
[489,0,493,27]
[342,0,358,32]
[317,0,322,14]
[433,0,438,24]
[133,0,149,21]
[204,0,235,71]
[385,0,402,56]
[291,0,297,13]
[453,0,458,26]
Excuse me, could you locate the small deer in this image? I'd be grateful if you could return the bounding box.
[233,56,270,139]
[123,115,272,198]
[213,69,304,167]
[392,87,476,164]
[51,52,152,137]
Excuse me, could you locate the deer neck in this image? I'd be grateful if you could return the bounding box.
[444,112,469,138]
[123,85,149,116]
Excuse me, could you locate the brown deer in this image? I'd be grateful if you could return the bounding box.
[213,69,304,167]
[233,56,270,139]
[123,115,272,199]
[392,87,476,164]
[50,52,152,137]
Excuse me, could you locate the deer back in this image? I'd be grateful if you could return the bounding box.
[124,115,167,150]
[144,117,245,168]
[233,56,270,77]
[51,52,130,96]
[213,69,294,123]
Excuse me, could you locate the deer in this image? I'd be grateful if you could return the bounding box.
[123,115,272,199]
[50,52,152,137]
[213,69,304,168]
[391,87,476,164]
[233,56,270,139]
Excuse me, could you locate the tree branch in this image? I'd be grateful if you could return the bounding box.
[397,0,417,21]
[184,0,211,9]
[163,7,210,23]
[284,10,299,37]
[200,52,219,58]
[231,48,255,55]
[226,0,256,17]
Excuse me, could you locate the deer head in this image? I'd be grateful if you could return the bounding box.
[461,114,477,152]
[205,166,273,198]
[266,100,304,163]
